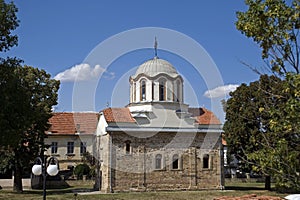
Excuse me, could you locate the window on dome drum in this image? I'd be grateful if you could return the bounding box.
[155,154,163,169]
[172,154,179,169]
[133,83,136,102]
[67,142,74,155]
[176,80,181,102]
[152,82,154,101]
[80,142,87,155]
[203,154,209,169]
[140,80,146,101]
[51,142,58,154]
[125,141,131,154]
[159,80,166,101]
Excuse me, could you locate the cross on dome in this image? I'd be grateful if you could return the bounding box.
[154,37,158,58]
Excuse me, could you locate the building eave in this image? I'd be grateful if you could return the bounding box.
[106,126,223,133]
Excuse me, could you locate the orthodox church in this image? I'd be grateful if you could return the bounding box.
[97,47,224,192]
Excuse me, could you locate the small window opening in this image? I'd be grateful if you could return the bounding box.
[155,154,162,169]
[125,141,131,154]
[203,154,209,169]
[172,154,179,169]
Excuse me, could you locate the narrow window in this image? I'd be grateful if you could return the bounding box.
[133,83,136,102]
[203,154,209,169]
[125,141,131,154]
[130,83,133,102]
[80,142,87,155]
[51,142,58,154]
[155,154,162,169]
[159,80,165,101]
[152,82,154,101]
[172,82,175,101]
[67,142,74,155]
[172,154,179,169]
[140,80,146,101]
[176,80,181,102]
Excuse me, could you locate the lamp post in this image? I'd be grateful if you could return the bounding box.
[32,156,59,200]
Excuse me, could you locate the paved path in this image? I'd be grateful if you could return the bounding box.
[0,178,31,188]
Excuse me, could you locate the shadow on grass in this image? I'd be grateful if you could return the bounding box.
[21,187,94,196]
[225,186,267,191]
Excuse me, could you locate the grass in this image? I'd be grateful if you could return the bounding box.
[0,180,289,200]
[225,180,266,190]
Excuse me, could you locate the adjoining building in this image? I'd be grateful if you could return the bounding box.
[45,112,99,170]
[97,55,224,192]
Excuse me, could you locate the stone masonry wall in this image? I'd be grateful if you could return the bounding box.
[99,131,223,192]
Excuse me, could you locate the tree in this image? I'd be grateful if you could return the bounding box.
[0,65,60,192]
[0,0,19,52]
[0,1,60,192]
[74,164,90,180]
[224,74,300,191]
[254,73,300,191]
[227,0,300,191]
[0,0,20,146]
[236,0,299,75]
[224,75,284,164]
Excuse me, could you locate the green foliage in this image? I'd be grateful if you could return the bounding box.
[74,164,90,179]
[236,0,299,74]
[0,64,60,192]
[267,73,300,191]
[0,65,60,147]
[81,152,96,178]
[224,75,284,158]
[0,0,61,192]
[81,152,96,166]
[224,74,300,192]
[89,165,96,178]
[248,138,299,192]
[0,0,19,52]
[232,0,300,192]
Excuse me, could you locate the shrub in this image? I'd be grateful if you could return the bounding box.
[74,164,90,180]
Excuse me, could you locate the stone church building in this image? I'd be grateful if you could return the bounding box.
[97,55,224,192]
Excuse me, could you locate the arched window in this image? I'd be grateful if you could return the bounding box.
[172,154,179,169]
[159,79,166,101]
[203,154,209,169]
[125,141,131,155]
[140,80,146,101]
[155,154,162,169]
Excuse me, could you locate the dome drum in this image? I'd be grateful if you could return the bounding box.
[129,57,184,104]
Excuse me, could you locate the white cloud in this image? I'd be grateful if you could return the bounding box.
[204,84,239,99]
[54,64,115,82]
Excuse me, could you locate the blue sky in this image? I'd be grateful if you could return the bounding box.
[4,1,264,122]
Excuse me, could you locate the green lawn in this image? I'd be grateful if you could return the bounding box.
[0,180,288,200]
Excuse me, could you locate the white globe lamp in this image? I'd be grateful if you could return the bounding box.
[46,164,59,176]
[32,164,42,176]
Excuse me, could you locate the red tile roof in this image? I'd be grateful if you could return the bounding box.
[48,112,99,135]
[188,107,221,125]
[102,108,136,123]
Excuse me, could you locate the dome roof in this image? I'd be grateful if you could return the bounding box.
[132,57,180,79]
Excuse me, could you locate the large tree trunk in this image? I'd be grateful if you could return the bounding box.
[13,162,23,193]
[265,175,271,190]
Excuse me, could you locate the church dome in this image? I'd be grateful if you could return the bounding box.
[129,55,184,104]
[132,57,179,79]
